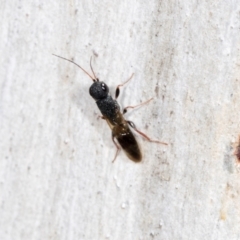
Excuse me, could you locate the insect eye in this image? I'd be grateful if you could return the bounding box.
[101,83,106,91]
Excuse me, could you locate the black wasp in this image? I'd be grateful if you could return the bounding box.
[53,54,167,162]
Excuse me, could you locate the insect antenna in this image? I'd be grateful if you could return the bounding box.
[52,54,97,82]
[90,56,99,81]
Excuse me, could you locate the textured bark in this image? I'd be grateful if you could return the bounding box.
[1,1,240,239]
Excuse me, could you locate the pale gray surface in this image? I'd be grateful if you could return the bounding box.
[1,1,240,240]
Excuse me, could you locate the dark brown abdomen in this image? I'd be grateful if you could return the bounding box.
[116,130,142,162]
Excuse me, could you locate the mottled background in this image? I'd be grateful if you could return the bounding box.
[1,1,240,239]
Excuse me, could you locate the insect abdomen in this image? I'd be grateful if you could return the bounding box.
[115,127,142,162]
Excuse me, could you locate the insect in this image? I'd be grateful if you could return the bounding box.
[53,54,167,162]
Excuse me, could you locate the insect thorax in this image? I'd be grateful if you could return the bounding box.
[96,95,120,121]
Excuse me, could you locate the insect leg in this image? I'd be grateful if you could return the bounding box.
[127,121,168,145]
[115,73,134,99]
[112,134,121,162]
[123,98,153,114]
[97,115,105,120]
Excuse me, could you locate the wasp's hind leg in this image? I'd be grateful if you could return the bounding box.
[112,134,121,162]
[127,121,168,145]
[115,73,134,99]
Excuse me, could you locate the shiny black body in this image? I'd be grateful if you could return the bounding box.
[89,81,142,162]
[53,54,167,162]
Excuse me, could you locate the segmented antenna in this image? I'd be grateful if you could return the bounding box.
[52,54,97,82]
[90,56,98,81]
